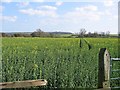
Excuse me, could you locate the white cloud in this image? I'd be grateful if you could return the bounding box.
[0,6,4,12]
[76,5,98,12]
[113,15,118,19]
[19,8,57,17]
[1,0,44,3]
[64,11,101,21]
[0,15,17,22]
[55,2,63,6]
[104,9,117,20]
[1,0,12,3]
[19,5,58,17]
[63,5,101,21]
[40,5,57,11]
[103,0,114,7]
[16,2,29,8]
[104,10,112,15]
[31,0,44,2]
[17,2,29,7]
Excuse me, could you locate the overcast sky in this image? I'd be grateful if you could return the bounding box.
[0,0,119,34]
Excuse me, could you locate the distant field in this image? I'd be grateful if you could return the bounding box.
[110,34,119,36]
[1,37,120,89]
[53,34,73,38]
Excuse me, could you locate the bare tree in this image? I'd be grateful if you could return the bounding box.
[79,28,86,37]
[31,28,50,37]
[36,29,43,33]
[93,31,98,37]
[106,31,110,37]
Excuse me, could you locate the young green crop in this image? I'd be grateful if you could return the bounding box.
[1,37,119,89]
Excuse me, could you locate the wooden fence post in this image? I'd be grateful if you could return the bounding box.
[98,48,111,89]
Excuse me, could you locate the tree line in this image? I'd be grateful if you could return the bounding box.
[1,29,53,37]
[0,28,119,38]
[76,28,112,38]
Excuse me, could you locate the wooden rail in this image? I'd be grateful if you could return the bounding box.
[0,79,47,89]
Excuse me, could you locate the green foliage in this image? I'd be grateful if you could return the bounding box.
[1,38,119,89]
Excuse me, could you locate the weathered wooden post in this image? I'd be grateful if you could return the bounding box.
[98,48,111,89]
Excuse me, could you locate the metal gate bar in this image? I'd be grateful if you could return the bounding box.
[110,58,120,88]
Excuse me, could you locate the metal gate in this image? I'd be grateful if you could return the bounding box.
[110,58,120,89]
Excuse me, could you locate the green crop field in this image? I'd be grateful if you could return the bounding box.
[1,37,120,89]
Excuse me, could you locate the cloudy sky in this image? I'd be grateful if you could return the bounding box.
[0,0,119,34]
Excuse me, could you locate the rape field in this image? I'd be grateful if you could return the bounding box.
[1,38,120,89]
